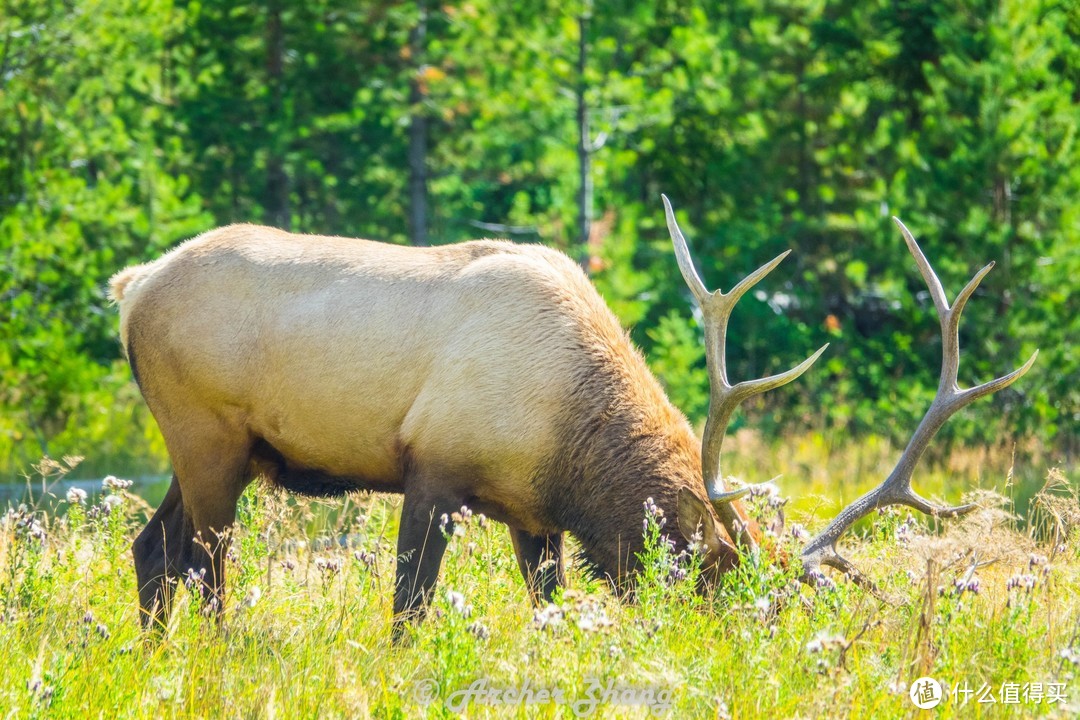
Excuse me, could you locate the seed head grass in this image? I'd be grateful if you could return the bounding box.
[0,437,1076,718]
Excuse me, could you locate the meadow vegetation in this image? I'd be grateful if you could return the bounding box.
[1,439,1076,718]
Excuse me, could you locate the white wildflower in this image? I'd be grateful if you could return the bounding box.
[533,603,564,630]
[804,631,846,654]
[445,590,471,618]
[102,476,133,491]
[242,586,262,609]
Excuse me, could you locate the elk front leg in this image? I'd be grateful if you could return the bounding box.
[392,486,458,642]
[509,528,565,604]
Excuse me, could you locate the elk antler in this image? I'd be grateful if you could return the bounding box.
[663,195,828,552]
[800,218,1039,582]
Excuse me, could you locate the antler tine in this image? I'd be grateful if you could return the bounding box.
[801,218,1038,581]
[663,195,709,305]
[729,345,830,402]
[663,196,827,552]
[959,351,1039,403]
[894,217,949,318]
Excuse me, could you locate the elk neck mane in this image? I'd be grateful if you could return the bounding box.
[531,279,710,583]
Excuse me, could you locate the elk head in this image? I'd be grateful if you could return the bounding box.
[662,195,1038,584]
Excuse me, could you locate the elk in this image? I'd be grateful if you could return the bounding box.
[110,200,1035,636]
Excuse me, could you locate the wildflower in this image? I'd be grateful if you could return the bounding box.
[66,487,88,505]
[887,679,908,694]
[96,623,110,639]
[1029,553,1048,569]
[953,576,980,596]
[25,519,46,542]
[242,586,262,609]
[533,603,564,631]
[102,476,133,491]
[1059,647,1080,666]
[82,611,94,624]
[667,563,688,584]
[1006,574,1037,592]
[664,534,677,552]
[807,569,836,590]
[27,675,53,705]
[314,556,343,576]
[767,494,788,510]
[466,621,489,640]
[445,590,471,618]
[565,595,613,633]
[10,507,48,543]
[451,505,473,523]
[438,513,450,534]
[102,494,124,512]
[686,528,707,555]
[642,497,666,529]
[354,550,376,568]
[184,567,207,590]
[575,608,612,632]
[804,631,846,654]
[750,482,780,499]
[895,516,917,544]
[200,597,220,616]
[788,523,811,542]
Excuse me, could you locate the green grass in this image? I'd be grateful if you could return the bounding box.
[0,438,1077,719]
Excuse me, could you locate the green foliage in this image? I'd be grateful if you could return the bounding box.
[646,311,710,422]
[0,0,209,476]
[2,0,1078,478]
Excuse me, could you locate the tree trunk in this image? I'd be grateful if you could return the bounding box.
[408,1,429,247]
[266,0,290,230]
[575,12,591,270]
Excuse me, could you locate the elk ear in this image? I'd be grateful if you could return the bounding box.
[677,487,722,554]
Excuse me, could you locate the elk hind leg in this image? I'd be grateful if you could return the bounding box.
[160,412,253,615]
[132,474,190,627]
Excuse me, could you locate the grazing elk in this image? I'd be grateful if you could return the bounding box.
[110,198,1035,636]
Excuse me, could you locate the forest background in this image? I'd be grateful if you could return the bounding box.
[1,0,1076,482]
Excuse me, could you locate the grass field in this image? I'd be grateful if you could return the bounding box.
[0,437,1077,718]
